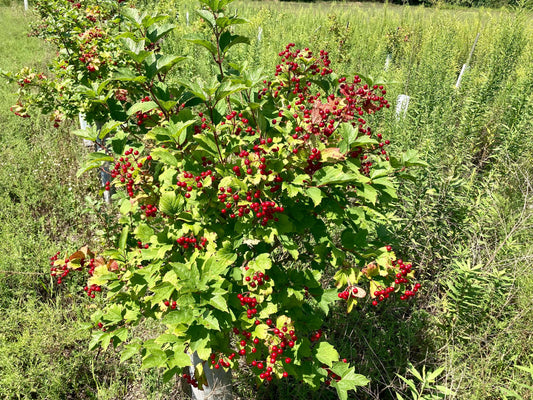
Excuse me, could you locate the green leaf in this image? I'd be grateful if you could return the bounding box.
[119,226,129,251]
[195,9,216,27]
[306,187,323,207]
[98,121,122,140]
[162,309,194,327]
[330,362,370,400]
[147,23,176,43]
[426,366,445,382]
[198,311,221,331]
[122,8,143,27]
[208,294,228,312]
[170,348,191,368]
[219,31,250,54]
[77,152,114,178]
[338,124,358,153]
[72,126,98,142]
[150,148,178,167]
[283,182,302,198]
[215,16,247,29]
[352,135,379,147]
[360,184,378,204]
[185,34,217,57]
[120,198,132,215]
[135,223,154,243]
[279,234,299,260]
[127,101,158,116]
[215,79,246,103]
[314,341,339,367]
[150,282,175,304]
[142,349,167,369]
[402,149,428,167]
[120,342,141,362]
[121,37,146,55]
[156,54,186,74]
[313,166,358,186]
[167,120,195,145]
[249,253,272,271]
[112,68,147,83]
[159,191,182,215]
[104,304,124,324]
[317,288,339,315]
[216,243,237,267]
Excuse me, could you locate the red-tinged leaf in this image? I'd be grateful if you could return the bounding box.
[321,148,345,163]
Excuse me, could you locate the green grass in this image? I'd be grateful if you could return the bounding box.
[0,1,532,399]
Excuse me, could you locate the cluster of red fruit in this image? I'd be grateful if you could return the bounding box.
[49,253,102,297]
[309,329,323,343]
[163,299,177,310]
[275,43,332,79]
[110,148,146,198]
[176,170,214,199]
[49,252,68,284]
[10,102,30,118]
[135,96,151,126]
[230,319,297,381]
[141,204,158,218]
[337,286,360,300]
[176,235,208,250]
[244,270,271,289]
[237,293,259,320]
[85,6,101,23]
[66,0,81,9]
[217,186,284,225]
[181,373,199,388]
[78,27,106,72]
[83,283,102,298]
[209,352,232,369]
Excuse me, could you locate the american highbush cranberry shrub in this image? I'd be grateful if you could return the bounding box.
[8,0,427,398]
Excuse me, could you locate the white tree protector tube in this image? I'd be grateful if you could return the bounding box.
[395,94,410,119]
[189,352,233,400]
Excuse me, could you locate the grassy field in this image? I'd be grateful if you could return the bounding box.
[0,1,532,399]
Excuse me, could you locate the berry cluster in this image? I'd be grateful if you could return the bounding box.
[244,270,270,289]
[10,102,30,118]
[141,204,158,218]
[163,300,177,310]
[176,170,214,199]
[237,293,258,319]
[110,148,146,198]
[181,373,199,388]
[209,352,232,370]
[49,252,68,284]
[176,235,208,250]
[275,43,332,81]
[310,329,323,343]
[83,283,102,298]
[49,253,102,297]
[135,96,153,125]
[371,286,396,306]
[217,186,284,225]
[337,286,360,300]
[66,0,82,9]
[304,147,323,175]
[78,27,106,73]
[230,318,297,381]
